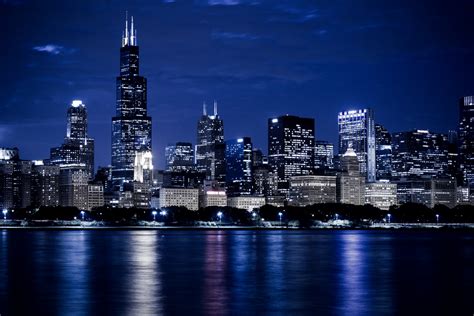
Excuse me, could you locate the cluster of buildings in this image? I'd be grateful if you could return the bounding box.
[1,17,473,213]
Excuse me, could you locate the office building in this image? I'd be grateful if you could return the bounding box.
[365,181,397,210]
[112,16,152,186]
[268,115,315,194]
[196,101,225,184]
[338,109,376,182]
[165,142,195,171]
[225,137,253,196]
[458,96,474,186]
[159,187,199,211]
[375,124,392,180]
[288,175,337,206]
[227,195,266,211]
[337,146,365,205]
[314,141,334,170]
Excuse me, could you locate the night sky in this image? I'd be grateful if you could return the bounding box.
[1,0,473,169]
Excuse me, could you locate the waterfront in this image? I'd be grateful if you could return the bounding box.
[0,230,473,315]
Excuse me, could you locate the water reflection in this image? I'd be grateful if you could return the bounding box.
[125,232,162,315]
[203,231,229,315]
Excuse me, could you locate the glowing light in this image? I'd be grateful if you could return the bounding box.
[272,118,278,123]
[237,138,243,143]
[72,100,83,107]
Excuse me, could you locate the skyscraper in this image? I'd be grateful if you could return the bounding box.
[338,109,376,182]
[225,137,253,196]
[50,100,94,178]
[314,140,334,170]
[458,96,474,187]
[268,115,315,194]
[375,124,392,180]
[337,146,365,205]
[196,101,225,184]
[112,16,152,186]
[165,142,195,172]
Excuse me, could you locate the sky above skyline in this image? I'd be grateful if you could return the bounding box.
[1,0,473,169]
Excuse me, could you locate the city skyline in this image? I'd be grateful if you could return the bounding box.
[1,1,473,169]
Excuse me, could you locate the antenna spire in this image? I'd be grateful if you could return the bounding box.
[203,102,207,116]
[130,16,135,45]
[123,11,129,47]
[214,100,218,116]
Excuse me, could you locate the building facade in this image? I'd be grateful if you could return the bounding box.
[365,181,397,210]
[458,96,474,187]
[165,142,195,172]
[159,187,199,211]
[375,124,392,180]
[338,109,376,182]
[112,16,152,186]
[337,147,365,205]
[225,137,253,196]
[227,196,266,211]
[268,115,315,194]
[288,175,337,206]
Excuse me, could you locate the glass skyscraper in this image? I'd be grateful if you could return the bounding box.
[375,123,392,180]
[196,101,225,184]
[225,137,253,196]
[458,96,474,187]
[268,115,315,194]
[338,109,376,182]
[50,100,94,179]
[112,16,152,186]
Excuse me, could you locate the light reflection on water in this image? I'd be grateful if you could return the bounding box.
[0,230,473,315]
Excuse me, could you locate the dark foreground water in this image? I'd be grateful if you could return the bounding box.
[0,230,473,315]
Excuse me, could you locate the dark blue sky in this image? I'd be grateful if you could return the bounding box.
[1,0,473,169]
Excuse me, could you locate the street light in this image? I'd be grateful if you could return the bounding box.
[335,213,339,221]
[217,211,223,226]
[152,210,157,221]
[278,212,283,226]
[80,210,85,221]
[436,214,440,224]
[2,209,7,220]
[387,213,391,223]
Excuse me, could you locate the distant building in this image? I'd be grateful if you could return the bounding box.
[196,101,225,184]
[268,115,315,194]
[288,175,337,206]
[200,182,227,208]
[165,142,195,172]
[31,162,60,207]
[162,170,205,189]
[87,184,104,210]
[365,181,397,210]
[159,187,199,211]
[225,137,253,196]
[337,146,365,205]
[111,16,152,186]
[458,96,474,187]
[395,177,457,208]
[50,100,95,179]
[375,124,392,180]
[59,167,89,210]
[133,150,153,184]
[338,109,376,182]
[227,195,265,211]
[314,141,334,170]
[133,182,151,209]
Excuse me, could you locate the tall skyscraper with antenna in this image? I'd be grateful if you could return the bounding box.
[111,15,152,187]
[196,101,225,184]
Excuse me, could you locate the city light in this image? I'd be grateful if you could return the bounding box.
[152,210,157,221]
[2,209,7,220]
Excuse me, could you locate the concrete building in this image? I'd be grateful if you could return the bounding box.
[288,175,337,206]
[227,195,266,211]
[159,187,199,211]
[365,181,397,210]
[87,184,104,210]
[337,146,365,205]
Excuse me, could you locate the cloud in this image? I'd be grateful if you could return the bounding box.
[32,44,73,55]
[211,31,260,41]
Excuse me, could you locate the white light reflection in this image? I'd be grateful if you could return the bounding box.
[126,232,162,315]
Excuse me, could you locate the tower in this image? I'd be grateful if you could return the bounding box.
[111,15,152,187]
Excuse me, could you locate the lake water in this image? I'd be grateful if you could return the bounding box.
[0,229,473,315]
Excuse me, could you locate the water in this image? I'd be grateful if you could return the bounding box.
[0,230,473,315]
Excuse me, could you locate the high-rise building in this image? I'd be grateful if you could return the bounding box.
[395,177,457,208]
[112,16,152,186]
[375,124,392,180]
[338,109,376,182]
[165,142,195,171]
[337,146,365,205]
[391,130,454,179]
[159,187,199,211]
[196,102,225,184]
[314,141,334,170]
[268,115,315,194]
[458,96,474,187]
[31,161,60,208]
[59,166,89,209]
[225,137,253,196]
[50,100,94,178]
